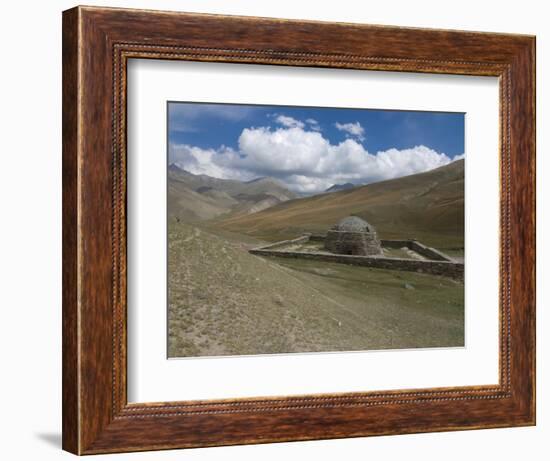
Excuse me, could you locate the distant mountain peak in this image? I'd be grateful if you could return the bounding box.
[168,162,184,171]
[245,177,267,183]
[245,176,291,190]
[325,183,356,193]
[246,176,281,185]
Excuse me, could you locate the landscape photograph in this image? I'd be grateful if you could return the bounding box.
[167,102,465,358]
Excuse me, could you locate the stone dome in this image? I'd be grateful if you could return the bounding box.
[324,215,382,256]
[331,216,374,233]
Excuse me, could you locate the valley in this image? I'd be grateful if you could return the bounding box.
[167,160,465,357]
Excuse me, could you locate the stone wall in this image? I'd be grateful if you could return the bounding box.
[249,248,464,280]
[408,240,454,262]
[250,234,463,279]
[255,235,310,250]
[381,239,454,262]
[380,239,412,249]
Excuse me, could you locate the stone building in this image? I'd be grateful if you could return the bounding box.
[324,216,382,256]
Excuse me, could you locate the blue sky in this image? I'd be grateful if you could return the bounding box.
[168,102,464,193]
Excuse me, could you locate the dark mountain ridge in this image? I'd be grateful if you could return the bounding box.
[325,182,356,193]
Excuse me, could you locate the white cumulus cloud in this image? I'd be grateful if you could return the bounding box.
[169,144,247,180]
[335,121,365,141]
[305,118,321,131]
[169,124,462,194]
[274,115,305,129]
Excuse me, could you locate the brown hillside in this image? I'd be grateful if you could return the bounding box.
[218,160,465,249]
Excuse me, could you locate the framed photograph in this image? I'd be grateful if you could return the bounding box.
[62,6,535,455]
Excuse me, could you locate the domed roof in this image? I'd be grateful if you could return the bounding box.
[331,216,374,233]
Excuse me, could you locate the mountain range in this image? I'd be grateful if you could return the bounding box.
[168,164,297,221]
[218,160,465,249]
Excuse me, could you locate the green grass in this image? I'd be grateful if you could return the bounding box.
[269,256,464,349]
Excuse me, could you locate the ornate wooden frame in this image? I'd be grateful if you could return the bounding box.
[62,5,536,455]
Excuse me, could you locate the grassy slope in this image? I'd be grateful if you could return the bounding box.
[168,222,464,357]
[218,160,465,249]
